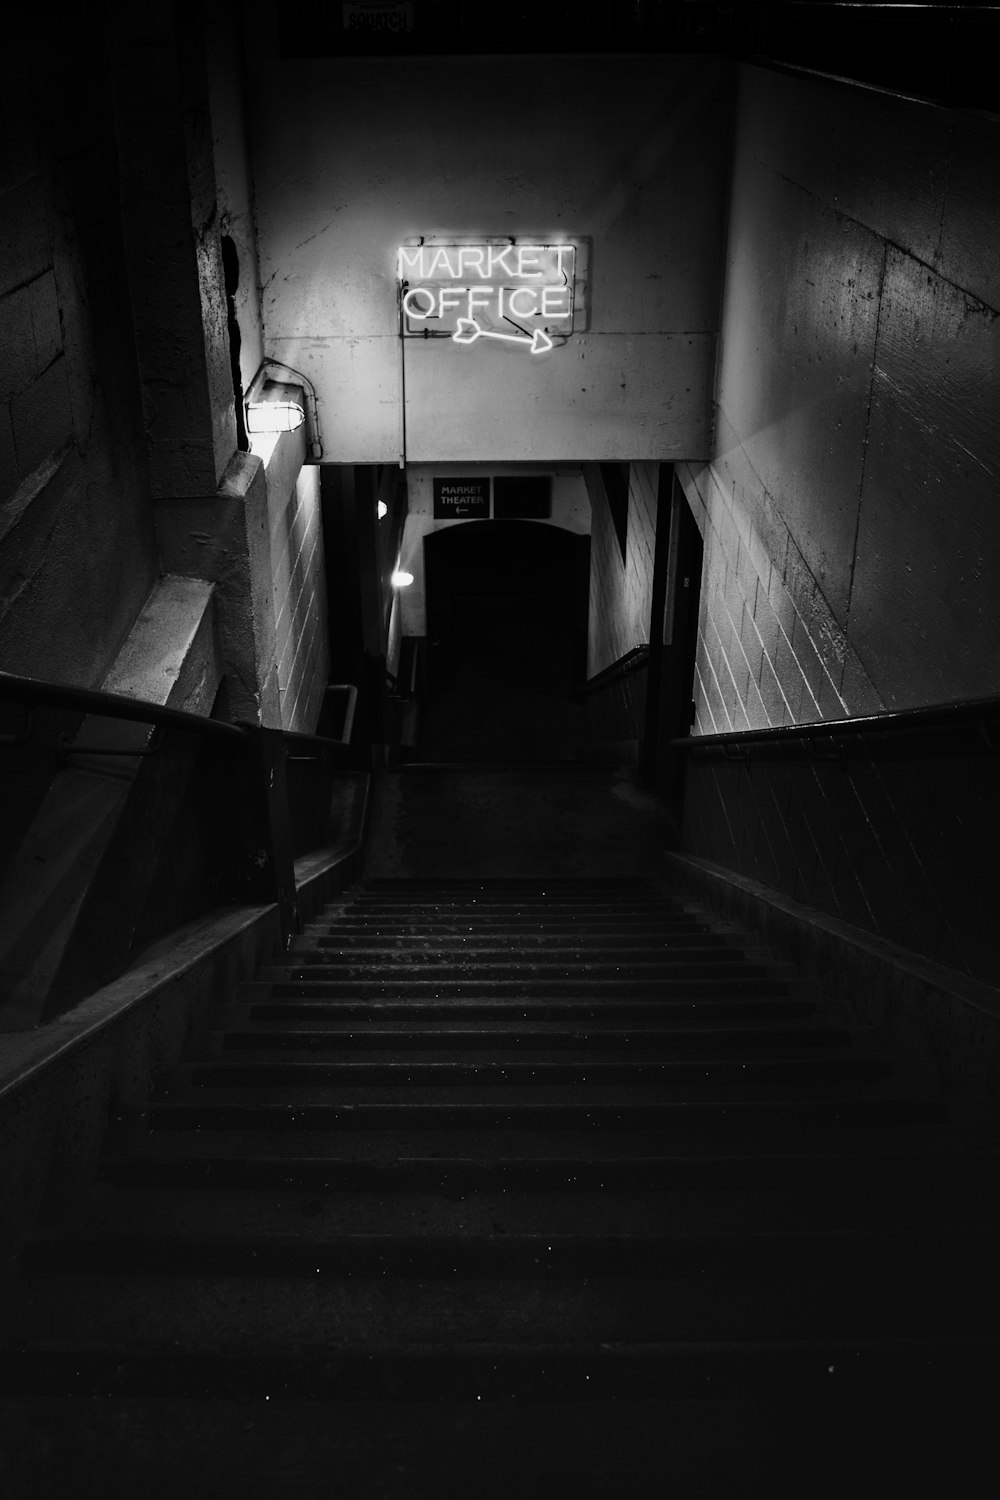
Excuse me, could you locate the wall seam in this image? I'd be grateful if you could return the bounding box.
[773,168,1000,316]
[843,238,889,647]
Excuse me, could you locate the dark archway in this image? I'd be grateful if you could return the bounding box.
[421,520,590,762]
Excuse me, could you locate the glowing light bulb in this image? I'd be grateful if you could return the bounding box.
[377,500,388,520]
[390,570,414,588]
[245,400,306,434]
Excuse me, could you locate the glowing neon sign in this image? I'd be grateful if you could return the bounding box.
[398,242,577,355]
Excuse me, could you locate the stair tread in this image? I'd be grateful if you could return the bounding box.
[269,959,780,976]
[143,1087,938,1115]
[107,1120,991,1161]
[1,1341,997,1412]
[21,1226,1000,1281]
[302,920,721,932]
[251,974,802,995]
[287,942,743,954]
[204,1020,858,1043]
[31,1182,1000,1239]
[6,1269,999,1350]
[93,1145,1000,1185]
[235,986,821,1012]
[196,1033,873,1062]
[174,1051,889,1078]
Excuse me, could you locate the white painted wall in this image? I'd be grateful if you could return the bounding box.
[396,463,589,637]
[243,35,731,463]
[587,461,659,678]
[250,385,330,733]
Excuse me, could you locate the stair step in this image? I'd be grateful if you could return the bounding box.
[0,1391,991,1498]
[281,955,763,978]
[251,974,798,998]
[307,919,720,935]
[21,1227,1000,1280]
[5,1263,998,1354]
[2,1338,996,1401]
[202,1023,862,1054]
[294,939,742,958]
[299,931,730,949]
[93,1146,1000,1194]
[140,1096,948,1133]
[359,877,663,887]
[170,1056,891,1094]
[110,1119,987,1164]
[330,901,686,915]
[36,1177,1000,1239]
[234,990,823,1021]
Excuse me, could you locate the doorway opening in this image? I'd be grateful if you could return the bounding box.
[420,520,590,763]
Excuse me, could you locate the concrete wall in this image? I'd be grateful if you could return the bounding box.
[0,15,159,686]
[397,464,590,639]
[587,461,659,678]
[112,5,238,499]
[1,6,315,741]
[206,0,266,403]
[684,64,1000,736]
[243,35,732,463]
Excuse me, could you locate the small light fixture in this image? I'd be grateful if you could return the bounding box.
[245,400,306,434]
[377,499,388,520]
[390,569,414,588]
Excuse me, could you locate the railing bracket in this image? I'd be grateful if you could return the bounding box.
[980,720,1000,756]
[57,724,165,765]
[0,704,33,747]
[805,735,848,769]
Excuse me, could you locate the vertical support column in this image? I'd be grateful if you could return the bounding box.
[640,462,673,785]
[653,472,703,801]
[109,2,236,499]
[226,725,298,948]
[321,465,390,758]
[256,727,299,947]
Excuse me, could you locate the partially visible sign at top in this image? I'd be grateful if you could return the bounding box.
[433,477,491,519]
[343,2,414,34]
[399,241,578,356]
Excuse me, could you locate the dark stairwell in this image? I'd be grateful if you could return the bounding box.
[1,758,999,1496]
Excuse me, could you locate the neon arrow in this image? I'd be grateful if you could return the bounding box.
[453,318,553,355]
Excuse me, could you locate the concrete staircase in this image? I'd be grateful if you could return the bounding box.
[3,875,1000,1493]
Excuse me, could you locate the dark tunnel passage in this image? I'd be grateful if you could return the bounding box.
[420,520,590,762]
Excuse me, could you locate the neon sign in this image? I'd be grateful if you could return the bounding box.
[398,242,577,355]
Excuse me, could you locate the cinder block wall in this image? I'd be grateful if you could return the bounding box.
[586,461,659,678]
[684,63,1000,736]
[679,459,872,734]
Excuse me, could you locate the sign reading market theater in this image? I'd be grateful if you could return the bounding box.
[398,241,579,356]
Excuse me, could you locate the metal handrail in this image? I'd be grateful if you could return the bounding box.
[575,645,650,699]
[324,683,358,744]
[0,670,360,755]
[0,669,249,742]
[670,693,1000,758]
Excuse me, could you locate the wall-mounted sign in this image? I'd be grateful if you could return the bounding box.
[343,2,414,34]
[433,477,491,519]
[493,475,552,520]
[399,242,578,355]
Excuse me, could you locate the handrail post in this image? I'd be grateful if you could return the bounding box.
[256,726,300,947]
[233,724,300,948]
